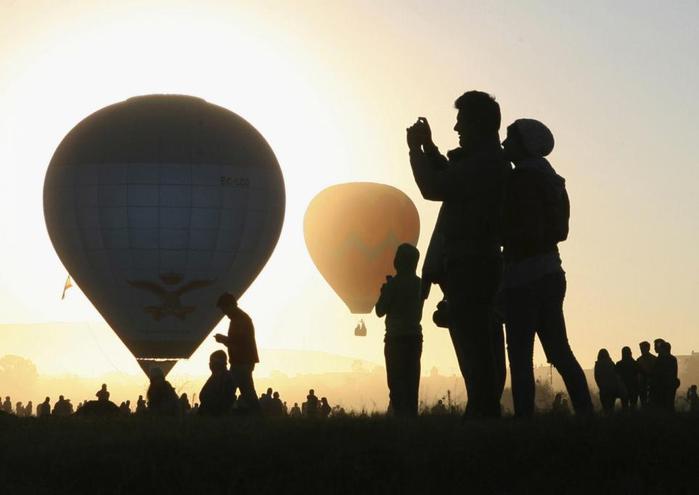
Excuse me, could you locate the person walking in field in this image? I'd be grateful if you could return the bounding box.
[375,243,424,417]
[501,118,592,417]
[215,293,261,414]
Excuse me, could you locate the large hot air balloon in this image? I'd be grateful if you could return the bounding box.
[44,95,285,376]
[304,183,419,315]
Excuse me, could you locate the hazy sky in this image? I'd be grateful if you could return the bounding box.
[0,0,697,379]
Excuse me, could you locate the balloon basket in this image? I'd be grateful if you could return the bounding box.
[137,359,178,378]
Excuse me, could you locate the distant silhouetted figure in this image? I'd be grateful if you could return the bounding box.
[320,397,331,418]
[551,393,569,415]
[431,399,448,415]
[636,341,656,408]
[96,384,110,402]
[215,293,261,414]
[290,402,302,418]
[260,388,273,415]
[375,243,424,417]
[270,392,284,417]
[687,385,698,413]
[501,119,592,418]
[199,350,235,416]
[76,398,119,417]
[147,367,179,416]
[408,91,509,418]
[594,349,627,414]
[52,395,73,417]
[37,397,50,417]
[15,402,24,417]
[652,341,679,412]
[135,395,147,415]
[120,400,132,415]
[616,347,640,410]
[179,393,191,415]
[305,389,319,418]
[25,401,33,417]
[2,396,12,414]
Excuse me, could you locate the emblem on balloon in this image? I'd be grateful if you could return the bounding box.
[127,274,215,321]
[44,95,285,375]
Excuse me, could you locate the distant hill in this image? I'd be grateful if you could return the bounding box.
[0,322,380,377]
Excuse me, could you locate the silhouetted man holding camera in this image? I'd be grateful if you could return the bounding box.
[408,91,509,418]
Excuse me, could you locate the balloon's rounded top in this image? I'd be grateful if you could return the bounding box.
[50,94,276,169]
[126,94,205,103]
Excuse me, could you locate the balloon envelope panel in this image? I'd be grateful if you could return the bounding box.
[44,95,285,360]
[304,183,419,313]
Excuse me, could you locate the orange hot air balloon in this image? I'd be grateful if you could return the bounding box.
[304,183,420,314]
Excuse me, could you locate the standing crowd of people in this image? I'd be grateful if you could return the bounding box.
[0,292,336,419]
[595,339,683,413]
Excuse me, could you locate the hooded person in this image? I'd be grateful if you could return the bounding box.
[502,118,593,418]
[375,243,424,417]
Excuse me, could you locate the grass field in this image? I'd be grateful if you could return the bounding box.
[0,412,697,494]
